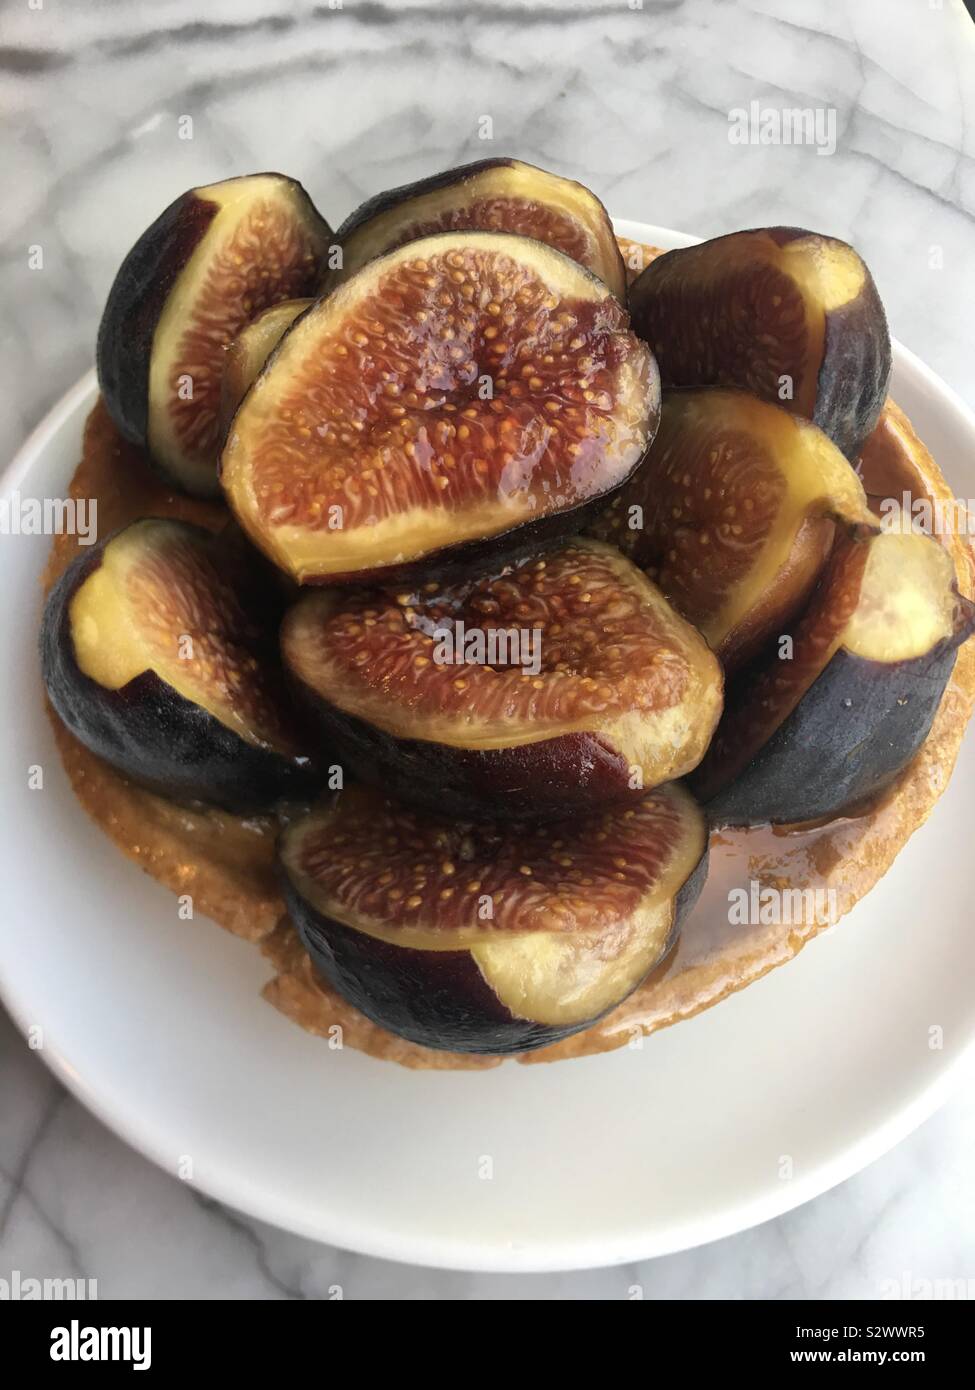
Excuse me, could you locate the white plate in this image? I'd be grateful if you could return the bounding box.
[3,221,975,1274]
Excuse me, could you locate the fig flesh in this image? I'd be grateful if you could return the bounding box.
[589,388,877,670]
[41,518,319,812]
[280,782,709,1054]
[219,297,312,441]
[97,174,333,498]
[281,538,723,819]
[328,158,626,300]
[693,531,975,826]
[628,228,891,459]
[222,232,660,584]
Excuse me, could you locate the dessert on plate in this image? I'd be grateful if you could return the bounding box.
[40,161,975,1068]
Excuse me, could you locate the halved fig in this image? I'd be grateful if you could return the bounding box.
[97,174,333,498]
[218,297,313,440]
[41,518,320,812]
[628,228,891,459]
[281,538,723,819]
[222,232,659,584]
[279,782,709,1054]
[692,531,975,826]
[327,158,626,300]
[589,388,877,670]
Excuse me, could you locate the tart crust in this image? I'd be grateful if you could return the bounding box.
[42,240,975,1070]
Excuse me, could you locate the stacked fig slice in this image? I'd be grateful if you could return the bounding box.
[281,538,722,820]
[43,161,975,1056]
[692,531,975,824]
[587,387,878,670]
[97,174,333,497]
[627,227,892,459]
[281,783,708,1053]
[42,518,320,812]
[221,230,658,583]
[323,158,628,300]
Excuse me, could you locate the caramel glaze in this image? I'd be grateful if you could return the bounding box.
[42,241,975,1070]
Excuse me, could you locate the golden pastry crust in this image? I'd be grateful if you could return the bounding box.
[43,244,975,1070]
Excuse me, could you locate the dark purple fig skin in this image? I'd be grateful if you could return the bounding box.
[96,190,219,453]
[697,617,975,828]
[815,276,891,462]
[333,157,626,300]
[283,841,709,1055]
[291,691,641,821]
[40,528,322,815]
[212,517,301,610]
[628,226,891,461]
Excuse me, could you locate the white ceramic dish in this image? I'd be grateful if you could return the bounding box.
[2,221,975,1273]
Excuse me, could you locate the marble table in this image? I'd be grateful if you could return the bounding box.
[2,0,974,1298]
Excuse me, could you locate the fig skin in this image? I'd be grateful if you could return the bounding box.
[328,157,627,300]
[286,699,639,823]
[701,642,965,828]
[97,191,216,462]
[282,811,709,1056]
[40,525,321,815]
[628,227,892,460]
[693,533,975,827]
[97,174,333,498]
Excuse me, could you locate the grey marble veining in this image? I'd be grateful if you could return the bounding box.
[2,0,975,1298]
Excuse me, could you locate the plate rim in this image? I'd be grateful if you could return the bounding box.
[4,220,975,1274]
